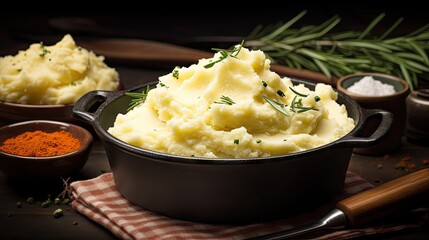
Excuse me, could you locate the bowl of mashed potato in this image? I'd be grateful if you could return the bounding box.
[74,46,393,223]
[0,34,120,124]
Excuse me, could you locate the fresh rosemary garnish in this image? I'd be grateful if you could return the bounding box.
[314,96,321,102]
[276,90,286,97]
[159,82,168,88]
[204,40,244,68]
[245,11,429,90]
[39,42,50,57]
[40,48,50,57]
[289,87,308,97]
[53,208,63,218]
[126,85,151,112]
[263,94,289,116]
[172,68,179,79]
[214,95,235,105]
[264,87,319,115]
[290,95,318,113]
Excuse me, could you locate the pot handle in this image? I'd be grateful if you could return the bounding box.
[336,108,393,148]
[73,90,120,123]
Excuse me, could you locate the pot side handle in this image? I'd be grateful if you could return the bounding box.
[336,108,393,148]
[73,90,119,123]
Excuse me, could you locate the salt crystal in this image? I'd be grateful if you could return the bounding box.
[347,76,396,96]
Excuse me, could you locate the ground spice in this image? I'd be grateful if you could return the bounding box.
[0,130,80,157]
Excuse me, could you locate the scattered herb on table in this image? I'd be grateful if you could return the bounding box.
[26,197,34,204]
[42,199,51,208]
[245,10,429,90]
[53,208,63,218]
[54,198,61,205]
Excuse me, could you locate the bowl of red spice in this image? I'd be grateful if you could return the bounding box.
[0,120,93,177]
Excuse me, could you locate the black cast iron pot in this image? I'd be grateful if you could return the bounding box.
[73,78,393,223]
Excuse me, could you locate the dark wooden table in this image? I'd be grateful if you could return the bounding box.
[1,10,429,239]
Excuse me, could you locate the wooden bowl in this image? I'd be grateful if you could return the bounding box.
[0,120,93,178]
[0,101,75,125]
[0,82,123,126]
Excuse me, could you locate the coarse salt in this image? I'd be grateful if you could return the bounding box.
[347,76,396,96]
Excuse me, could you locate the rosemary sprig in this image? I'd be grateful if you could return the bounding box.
[172,69,179,79]
[126,85,150,112]
[214,95,235,105]
[39,42,51,57]
[290,96,318,113]
[263,86,319,115]
[289,87,308,97]
[262,94,289,116]
[245,11,429,90]
[204,40,244,68]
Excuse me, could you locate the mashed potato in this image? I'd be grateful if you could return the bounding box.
[108,46,355,158]
[0,34,119,104]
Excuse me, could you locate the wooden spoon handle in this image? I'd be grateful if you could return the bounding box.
[337,168,429,226]
[79,38,333,85]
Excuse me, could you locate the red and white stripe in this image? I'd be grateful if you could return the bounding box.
[70,172,378,240]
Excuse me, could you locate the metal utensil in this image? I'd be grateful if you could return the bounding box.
[251,168,429,239]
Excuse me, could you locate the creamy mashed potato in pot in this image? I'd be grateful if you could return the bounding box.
[0,34,119,105]
[108,46,355,158]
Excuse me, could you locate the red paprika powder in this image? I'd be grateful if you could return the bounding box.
[0,130,80,157]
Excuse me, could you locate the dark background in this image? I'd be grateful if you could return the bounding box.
[1,4,428,56]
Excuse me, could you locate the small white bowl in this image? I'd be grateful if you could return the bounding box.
[337,73,410,155]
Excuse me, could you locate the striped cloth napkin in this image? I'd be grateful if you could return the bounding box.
[70,172,419,240]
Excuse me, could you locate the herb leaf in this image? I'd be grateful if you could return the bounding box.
[39,42,51,57]
[126,85,151,112]
[214,95,235,105]
[245,11,429,90]
[204,40,244,68]
[290,95,319,113]
[172,68,179,79]
[289,87,308,97]
[263,94,289,116]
